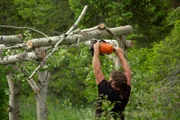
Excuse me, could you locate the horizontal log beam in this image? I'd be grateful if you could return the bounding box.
[0,52,40,64]
[27,25,133,49]
[84,39,134,48]
[0,34,23,44]
[125,40,134,48]
[0,39,132,64]
[0,44,5,50]
[0,43,26,51]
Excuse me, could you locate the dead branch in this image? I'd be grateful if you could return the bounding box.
[0,34,23,44]
[26,25,133,49]
[0,52,40,64]
[0,25,49,38]
[28,5,88,79]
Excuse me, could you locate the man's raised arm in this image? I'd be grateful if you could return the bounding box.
[114,47,131,86]
[92,42,104,85]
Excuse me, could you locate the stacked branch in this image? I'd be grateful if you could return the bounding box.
[0,52,39,64]
[0,34,23,44]
[0,24,133,65]
[0,5,134,120]
[27,25,132,49]
[0,8,133,95]
[0,25,133,93]
[84,39,134,48]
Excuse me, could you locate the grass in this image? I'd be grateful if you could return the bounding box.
[47,99,95,120]
[20,94,96,120]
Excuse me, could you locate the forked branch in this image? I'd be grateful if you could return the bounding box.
[28,5,88,79]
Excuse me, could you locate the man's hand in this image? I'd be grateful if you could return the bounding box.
[93,42,100,50]
[114,47,123,55]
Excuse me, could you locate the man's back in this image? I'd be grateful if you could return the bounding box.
[96,79,131,119]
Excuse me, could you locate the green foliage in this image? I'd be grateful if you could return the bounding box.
[147,7,180,82]
[14,0,52,30]
[97,95,120,120]
[0,0,20,34]
[0,1,179,119]
[23,30,32,41]
[69,0,113,28]
[125,7,180,119]
[48,44,92,103]
[47,96,95,120]
[69,0,170,47]
[20,93,95,120]
[165,7,180,26]
[48,43,115,104]
[14,0,74,36]
[0,65,8,120]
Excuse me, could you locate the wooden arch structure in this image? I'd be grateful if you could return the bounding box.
[0,6,133,120]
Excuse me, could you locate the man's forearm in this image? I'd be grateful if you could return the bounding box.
[115,48,131,85]
[93,48,100,70]
[92,48,105,85]
[115,48,130,73]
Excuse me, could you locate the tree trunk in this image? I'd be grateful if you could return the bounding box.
[6,72,21,120]
[0,34,22,44]
[0,51,45,64]
[27,25,133,49]
[36,70,50,120]
[114,56,121,69]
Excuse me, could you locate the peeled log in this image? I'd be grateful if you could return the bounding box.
[0,44,5,54]
[27,78,40,93]
[0,52,39,64]
[0,34,23,44]
[125,40,134,48]
[84,39,134,48]
[6,72,21,120]
[36,71,50,120]
[27,25,133,49]
[0,43,26,51]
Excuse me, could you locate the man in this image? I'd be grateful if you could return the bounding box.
[92,42,131,120]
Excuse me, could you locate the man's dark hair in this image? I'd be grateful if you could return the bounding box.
[110,70,127,89]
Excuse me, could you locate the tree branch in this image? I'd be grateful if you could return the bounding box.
[0,25,49,38]
[66,5,88,35]
[27,78,40,93]
[0,52,40,64]
[28,5,88,79]
[0,43,26,51]
[26,25,133,49]
[84,39,133,48]
[0,34,23,44]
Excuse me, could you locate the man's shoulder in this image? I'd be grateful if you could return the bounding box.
[125,84,131,89]
[97,79,110,94]
[98,79,109,88]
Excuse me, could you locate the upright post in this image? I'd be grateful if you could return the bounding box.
[36,69,50,120]
[6,71,21,120]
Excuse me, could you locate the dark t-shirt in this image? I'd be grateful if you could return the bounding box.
[96,79,131,117]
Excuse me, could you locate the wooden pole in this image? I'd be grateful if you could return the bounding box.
[0,34,22,44]
[6,71,21,120]
[36,70,50,120]
[26,25,133,49]
[0,52,40,64]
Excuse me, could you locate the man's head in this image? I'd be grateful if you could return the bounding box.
[109,70,127,90]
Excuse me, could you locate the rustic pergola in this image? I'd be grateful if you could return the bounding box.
[0,5,133,120]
